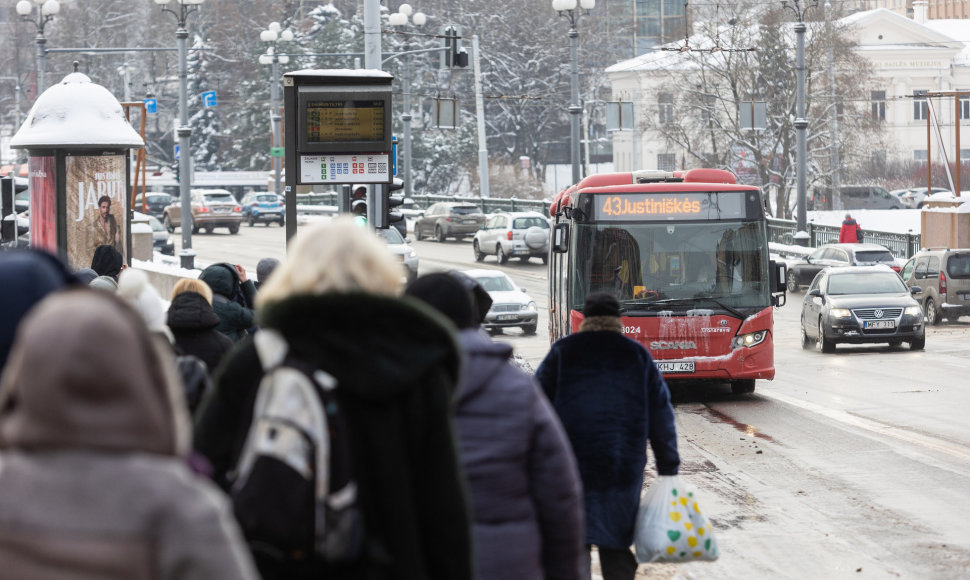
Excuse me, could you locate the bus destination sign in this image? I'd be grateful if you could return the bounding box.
[306,100,386,143]
[593,191,747,221]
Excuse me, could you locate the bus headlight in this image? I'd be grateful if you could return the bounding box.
[731,330,767,349]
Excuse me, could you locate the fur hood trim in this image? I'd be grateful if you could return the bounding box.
[579,315,624,333]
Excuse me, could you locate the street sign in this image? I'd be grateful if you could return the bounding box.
[174,144,180,160]
[392,136,398,176]
[299,153,390,184]
[201,91,217,108]
[270,146,285,157]
[144,98,158,114]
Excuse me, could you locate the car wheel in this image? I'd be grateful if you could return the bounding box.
[191,225,200,235]
[497,246,509,264]
[435,225,446,243]
[473,240,485,262]
[910,336,926,350]
[888,339,903,349]
[229,224,239,234]
[163,214,174,233]
[487,327,502,336]
[800,317,813,350]
[541,254,548,265]
[730,379,756,394]
[521,323,537,335]
[818,318,835,353]
[787,271,800,293]
[925,298,942,325]
[279,219,285,227]
[204,226,213,234]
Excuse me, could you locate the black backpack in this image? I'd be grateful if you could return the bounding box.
[229,329,364,564]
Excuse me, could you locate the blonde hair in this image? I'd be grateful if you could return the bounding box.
[171,277,214,305]
[256,217,404,308]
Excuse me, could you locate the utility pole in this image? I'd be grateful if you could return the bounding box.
[783,0,817,237]
[473,35,490,197]
[826,1,841,211]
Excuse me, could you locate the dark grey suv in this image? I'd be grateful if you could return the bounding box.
[900,248,970,324]
[414,202,486,242]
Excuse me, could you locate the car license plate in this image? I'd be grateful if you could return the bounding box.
[864,320,895,329]
[463,219,476,224]
[497,314,518,321]
[214,208,228,213]
[657,361,694,373]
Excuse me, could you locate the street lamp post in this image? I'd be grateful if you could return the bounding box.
[782,0,817,236]
[16,0,70,95]
[389,4,428,200]
[552,0,594,186]
[259,22,293,200]
[155,0,204,270]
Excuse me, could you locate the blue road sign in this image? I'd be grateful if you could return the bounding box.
[201,91,217,108]
[392,136,398,176]
[174,144,180,160]
[144,98,157,114]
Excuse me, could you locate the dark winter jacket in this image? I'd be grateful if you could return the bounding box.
[535,316,680,549]
[454,328,585,580]
[193,292,473,580]
[198,264,256,343]
[166,291,233,374]
[839,218,863,243]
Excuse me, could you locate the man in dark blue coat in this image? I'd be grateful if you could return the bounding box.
[535,291,680,580]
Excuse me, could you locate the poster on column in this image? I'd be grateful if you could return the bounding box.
[28,156,57,255]
[66,154,127,271]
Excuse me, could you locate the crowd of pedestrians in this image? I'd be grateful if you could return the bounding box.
[0,216,681,580]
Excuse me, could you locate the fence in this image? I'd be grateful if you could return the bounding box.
[766,217,921,259]
[295,192,550,216]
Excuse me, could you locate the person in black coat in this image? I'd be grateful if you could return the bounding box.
[198,262,256,342]
[535,292,681,580]
[167,278,233,375]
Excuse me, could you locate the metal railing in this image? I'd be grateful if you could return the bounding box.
[294,192,551,216]
[766,217,921,259]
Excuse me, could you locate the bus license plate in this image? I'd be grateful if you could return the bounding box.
[864,320,895,329]
[657,361,694,373]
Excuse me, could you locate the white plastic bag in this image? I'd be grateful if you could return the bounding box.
[634,475,718,563]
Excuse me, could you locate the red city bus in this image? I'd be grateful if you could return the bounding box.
[548,168,787,394]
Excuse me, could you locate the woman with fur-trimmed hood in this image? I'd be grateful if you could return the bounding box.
[535,292,680,580]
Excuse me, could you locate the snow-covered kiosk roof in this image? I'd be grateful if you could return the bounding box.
[10,72,144,149]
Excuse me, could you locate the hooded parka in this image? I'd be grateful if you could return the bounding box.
[198,263,256,342]
[193,292,473,580]
[0,289,257,580]
[535,316,681,550]
[166,290,233,372]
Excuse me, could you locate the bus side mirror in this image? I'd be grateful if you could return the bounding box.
[553,222,569,253]
[770,260,787,294]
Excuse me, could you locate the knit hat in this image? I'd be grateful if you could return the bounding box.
[405,272,477,329]
[256,257,280,284]
[90,275,119,292]
[584,292,621,318]
[118,269,173,342]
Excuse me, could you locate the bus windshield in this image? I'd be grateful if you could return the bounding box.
[569,220,770,313]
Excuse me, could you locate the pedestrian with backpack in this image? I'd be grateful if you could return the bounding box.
[193,217,473,580]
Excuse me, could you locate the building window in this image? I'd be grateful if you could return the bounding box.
[658,93,674,125]
[657,153,676,171]
[960,92,970,120]
[871,90,886,121]
[914,150,928,164]
[914,90,928,121]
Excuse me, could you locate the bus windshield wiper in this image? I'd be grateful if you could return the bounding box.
[622,296,745,319]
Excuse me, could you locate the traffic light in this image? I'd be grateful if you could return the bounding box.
[383,178,406,234]
[442,26,468,68]
[351,185,368,224]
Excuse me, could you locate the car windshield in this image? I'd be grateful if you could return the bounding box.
[376,227,404,244]
[827,272,907,295]
[854,250,895,264]
[474,274,515,292]
[513,217,549,229]
[204,193,235,203]
[451,205,480,215]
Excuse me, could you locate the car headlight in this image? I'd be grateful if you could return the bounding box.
[165,238,174,246]
[731,330,767,349]
[407,249,417,259]
[829,308,851,318]
[525,301,537,312]
[904,305,922,316]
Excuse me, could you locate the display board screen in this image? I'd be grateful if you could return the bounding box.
[592,191,752,222]
[305,100,386,143]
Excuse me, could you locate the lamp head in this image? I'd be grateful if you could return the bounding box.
[278,55,289,64]
[178,0,205,4]
[398,3,412,16]
[41,0,59,16]
[258,54,272,65]
[268,21,280,32]
[579,0,594,9]
[16,1,32,16]
[260,29,278,42]
[153,0,171,4]
[280,29,294,42]
[388,12,406,26]
[412,11,426,26]
[552,0,577,10]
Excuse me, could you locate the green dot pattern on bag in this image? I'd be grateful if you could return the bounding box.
[671,488,678,497]
[667,530,681,542]
[705,539,711,550]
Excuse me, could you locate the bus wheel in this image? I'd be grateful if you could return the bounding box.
[731,379,755,394]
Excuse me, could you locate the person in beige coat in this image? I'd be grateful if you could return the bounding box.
[0,288,257,580]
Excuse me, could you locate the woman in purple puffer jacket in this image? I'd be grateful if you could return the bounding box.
[406,272,585,580]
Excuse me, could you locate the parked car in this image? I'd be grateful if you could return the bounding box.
[472,211,550,264]
[399,198,425,218]
[800,265,925,352]
[896,187,951,209]
[787,243,899,293]
[240,192,284,227]
[461,268,538,335]
[809,185,902,210]
[375,226,418,283]
[147,214,175,255]
[899,248,970,324]
[413,202,485,242]
[162,188,243,234]
[133,192,174,220]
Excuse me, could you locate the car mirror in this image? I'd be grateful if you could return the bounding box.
[405,237,413,244]
[910,286,923,295]
[809,288,823,298]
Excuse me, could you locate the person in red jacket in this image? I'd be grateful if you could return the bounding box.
[839,213,863,243]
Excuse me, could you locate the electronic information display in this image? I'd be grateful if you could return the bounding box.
[300,153,390,184]
[306,100,386,143]
[592,191,748,222]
